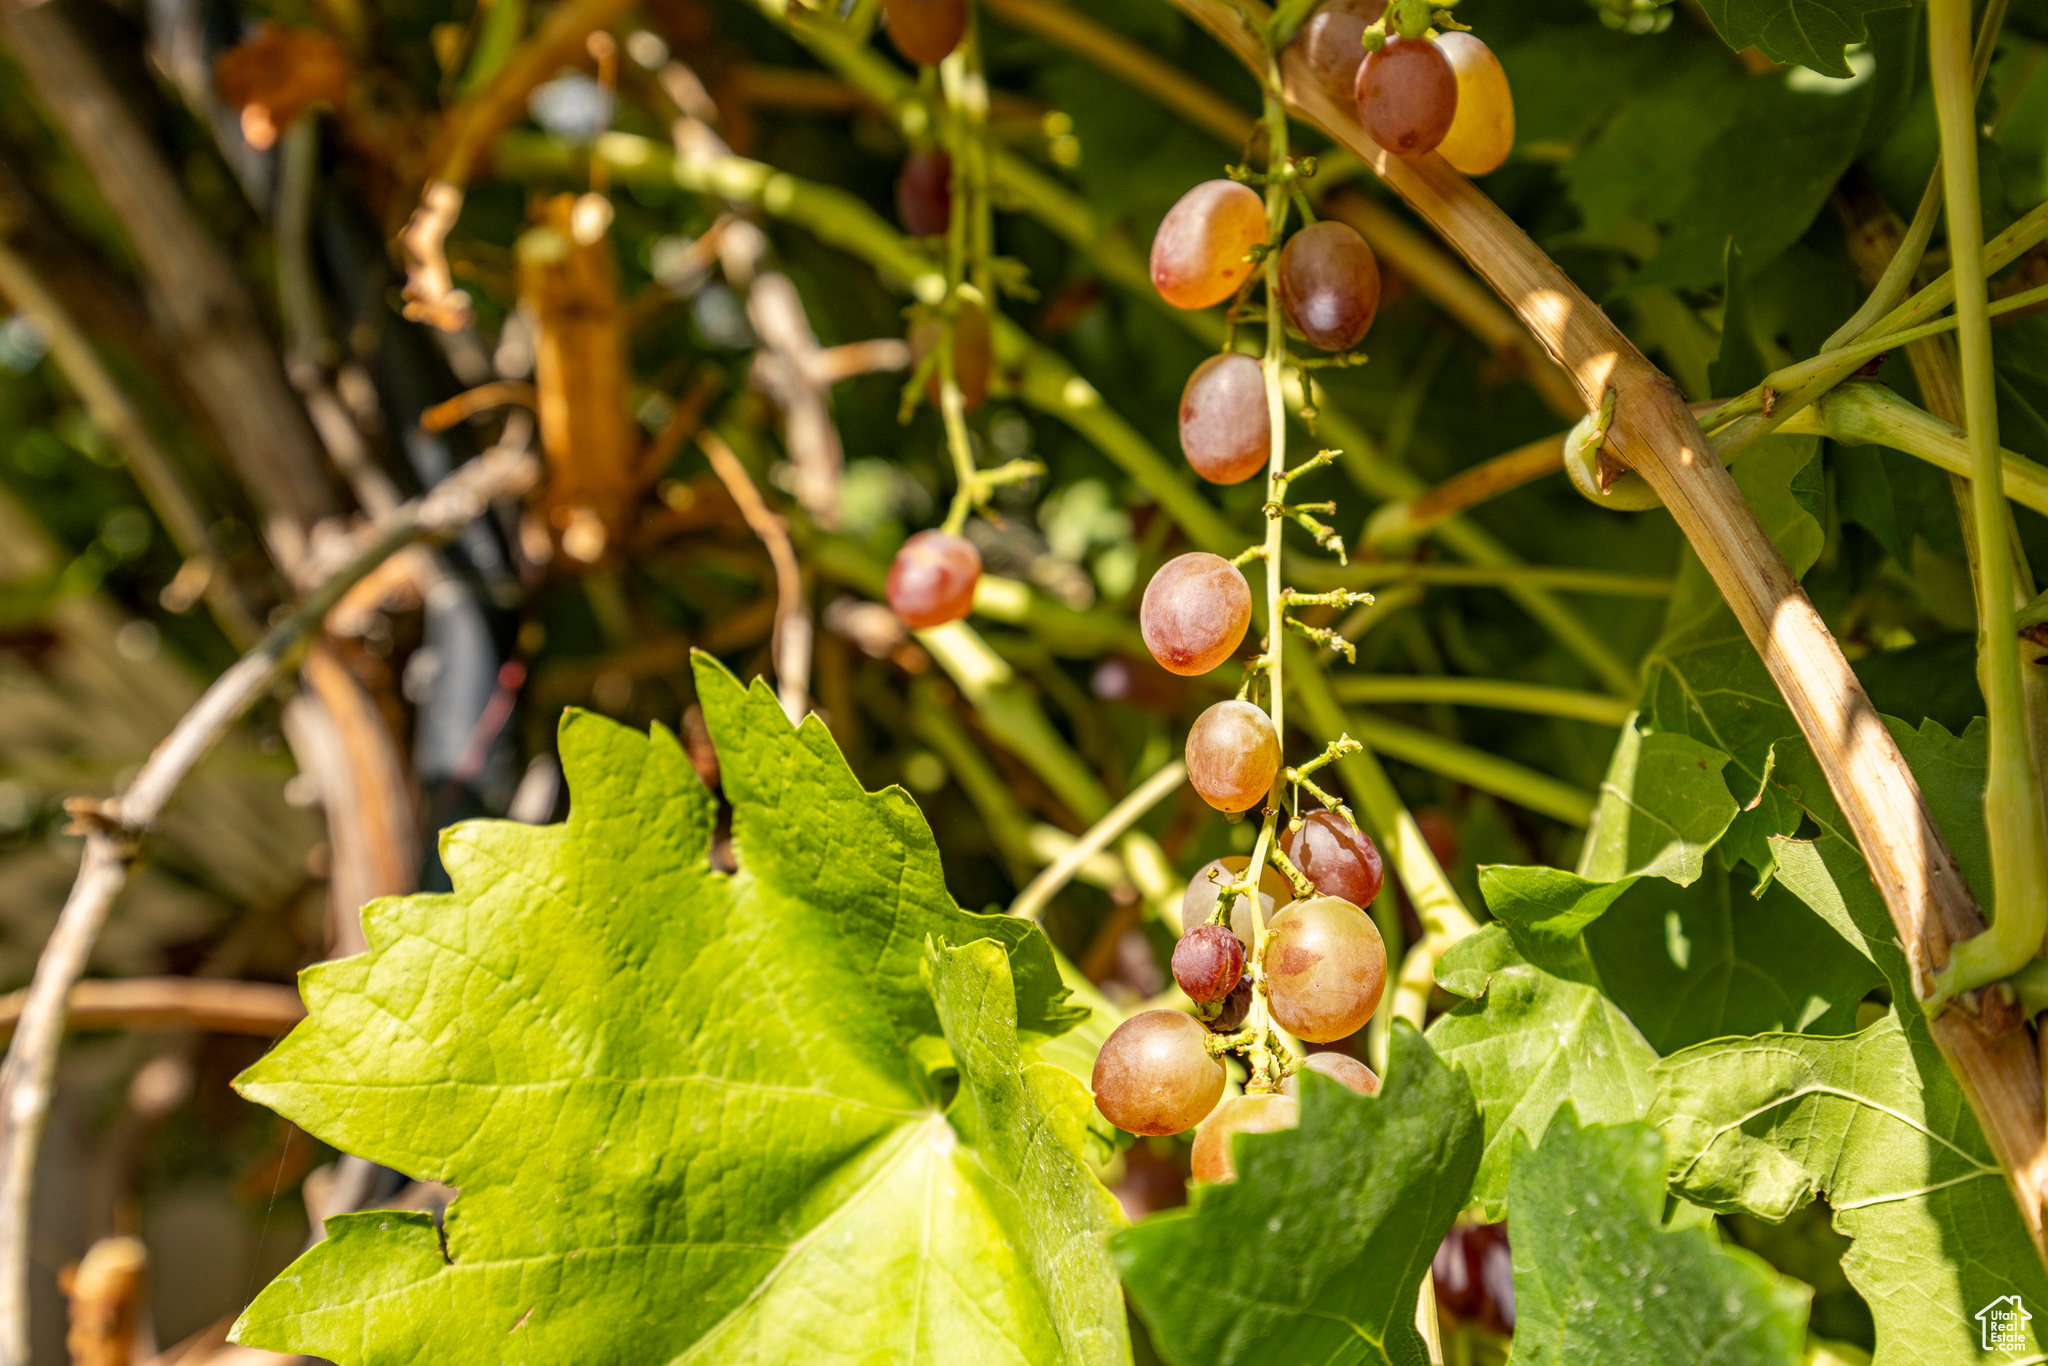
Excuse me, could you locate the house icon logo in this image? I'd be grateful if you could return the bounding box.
[1979,1295,2032,1352]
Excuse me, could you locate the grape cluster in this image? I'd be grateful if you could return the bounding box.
[1092,115,1395,1153]
[1295,0,1515,172]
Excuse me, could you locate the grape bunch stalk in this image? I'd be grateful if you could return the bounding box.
[1091,14,1451,1179]
[882,0,1043,631]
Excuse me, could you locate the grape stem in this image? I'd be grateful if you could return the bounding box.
[1924,0,2048,1003]
[1234,49,1300,1098]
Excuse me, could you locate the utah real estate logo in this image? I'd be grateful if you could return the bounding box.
[1979,1295,2032,1352]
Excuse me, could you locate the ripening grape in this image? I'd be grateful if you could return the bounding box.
[1434,33,1515,176]
[896,149,952,237]
[1264,895,1387,1042]
[1140,552,1251,676]
[1091,1009,1226,1135]
[1281,1050,1380,1098]
[1150,180,1268,310]
[908,299,991,412]
[883,0,966,66]
[1186,700,1282,814]
[1276,221,1381,352]
[1182,856,1293,949]
[1280,809,1384,907]
[1172,923,1247,1002]
[1179,353,1270,484]
[1355,36,1458,157]
[1291,0,1387,109]
[886,529,981,628]
[1190,1092,1299,1183]
[1209,973,1254,1032]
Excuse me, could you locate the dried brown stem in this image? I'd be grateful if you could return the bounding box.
[419,380,541,433]
[63,1236,144,1366]
[0,445,537,1366]
[1165,0,2048,1259]
[700,432,812,722]
[1366,431,1565,550]
[0,980,304,1040]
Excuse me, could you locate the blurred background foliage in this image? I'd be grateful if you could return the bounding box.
[0,0,2042,1355]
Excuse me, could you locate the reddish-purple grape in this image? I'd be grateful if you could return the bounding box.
[883,0,965,65]
[1280,809,1384,907]
[886,529,981,628]
[1435,32,1515,176]
[1355,36,1458,157]
[1179,352,1270,484]
[1277,221,1381,352]
[1264,896,1387,1042]
[1281,1050,1380,1098]
[1172,922,1247,1002]
[1139,552,1251,676]
[1092,1009,1226,1135]
[1191,1092,1298,1183]
[909,299,991,412]
[1182,856,1292,949]
[1208,973,1254,1032]
[896,149,952,237]
[1150,180,1268,310]
[1291,0,1388,108]
[1186,700,1282,814]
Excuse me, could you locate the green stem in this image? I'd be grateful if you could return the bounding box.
[1926,0,2048,1001]
[1239,58,1296,1095]
[1331,676,1635,727]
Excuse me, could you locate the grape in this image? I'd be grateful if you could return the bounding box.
[1354,36,1458,157]
[1276,221,1381,352]
[1190,1093,1299,1183]
[1172,923,1247,1002]
[1434,33,1515,176]
[1264,895,1386,1042]
[1179,353,1270,485]
[1091,1009,1226,1136]
[1208,973,1254,1032]
[1281,1050,1380,1098]
[883,0,965,66]
[1291,0,1387,109]
[896,149,952,237]
[1280,809,1384,907]
[1139,552,1251,676]
[908,299,991,411]
[886,529,981,628]
[1181,855,1292,948]
[1149,179,1268,310]
[1186,700,1282,814]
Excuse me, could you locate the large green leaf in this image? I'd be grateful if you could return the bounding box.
[1510,1109,1810,1365]
[1696,0,1910,76]
[1428,924,1659,1218]
[230,656,1126,1366]
[1583,859,1883,1053]
[1113,1024,1480,1366]
[1651,1015,2048,1366]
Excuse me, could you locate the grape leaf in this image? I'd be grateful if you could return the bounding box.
[230,656,1128,1366]
[1581,858,1883,1053]
[1651,1015,2048,1366]
[1693,716,2047,1365]
[1695,0,1909,77]
[1113,1024,1480,1366]
[1475,865,1638,941]
[1428,924,1659,1218]
[1578,722,1739,886]
[1510,1109,1810,1366]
